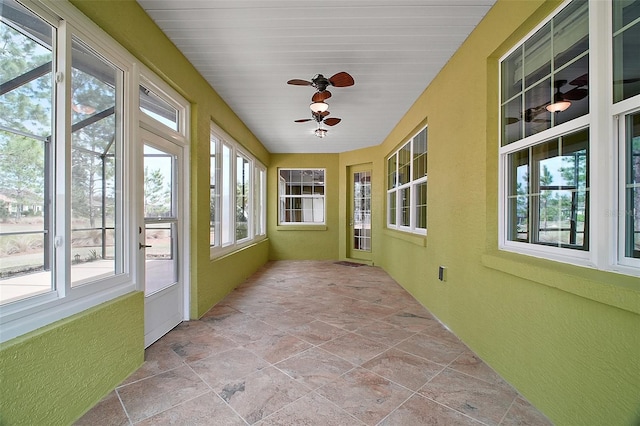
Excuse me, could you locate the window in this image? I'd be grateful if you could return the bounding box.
[0,0,140,342]
[500,0,640,277]
[386,126,428,234]
[210,125,266,255]
[278,169,325,224]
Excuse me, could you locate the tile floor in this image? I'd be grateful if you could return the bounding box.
[75,260,552,425]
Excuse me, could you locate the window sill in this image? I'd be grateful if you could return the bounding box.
[276,225,327,231]
[482,251,640,315]
[383,228,426,247]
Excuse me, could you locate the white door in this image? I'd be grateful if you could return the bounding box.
[141,129,184,347]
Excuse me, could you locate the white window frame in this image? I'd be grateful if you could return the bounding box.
[0,0,140,342]
[386,126,428,235]
[209,123,266,258]
[498,0,640,278]
[278,168,327,225]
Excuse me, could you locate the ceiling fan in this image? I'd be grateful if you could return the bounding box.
[295,111,341,127]
[295,111,341,138]
[287,71,355,92]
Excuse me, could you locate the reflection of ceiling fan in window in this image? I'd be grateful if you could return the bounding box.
[506,74,588,125]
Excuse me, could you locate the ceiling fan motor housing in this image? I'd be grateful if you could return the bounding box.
[312,74,330,92]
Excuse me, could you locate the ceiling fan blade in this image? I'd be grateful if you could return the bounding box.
[287,79,312,86]
[312,90,332,102]
[323,117,341,126]
[313,110,330,118]
[569,73,588,87]
[328,71,354,87]
[505,117,520,125]
[563,88,588,100]
[294,118,312,123]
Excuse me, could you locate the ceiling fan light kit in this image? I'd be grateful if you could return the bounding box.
[310,101,329,113]
[289,71,354,138]
[314,128,328,138]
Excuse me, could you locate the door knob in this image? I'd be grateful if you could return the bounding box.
[139,243,152,249]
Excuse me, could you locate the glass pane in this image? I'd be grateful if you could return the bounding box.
[415,182,427,229]
[144,223,177,296]
[502,94,523,146]
[398,142,411,185]
[70,37,122,286]
[524,78,552,137]
[507,149,530,242]
[139,85,179,131]
[236,154,250,240]
[144,145,174,218]
[400,187,410,227]
[553,1,588,70]
[507,129,588,249]
[613,7,640,102]
[524,21,551,88]
[502,47,523,101]
[0,0,54,303]
[353,171,371,252]
[388,192,396,226]
[210,138,217,247]
[413,128,428,180]
[625,112,640,258]
[221,144,232,245]
[387,153,397,189]
[553,55,589,125]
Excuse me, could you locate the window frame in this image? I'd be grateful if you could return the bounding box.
[277,168,327,225]
[209,123,266,258]
[498,0,640,277]
[0,0,141,342]
[386,125,428,236]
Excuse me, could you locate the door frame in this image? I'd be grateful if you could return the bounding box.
[138,124,190,347]
[347,163,373,263]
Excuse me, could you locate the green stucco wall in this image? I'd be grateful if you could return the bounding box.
[268,154,340,260]
[0,292,144,425]
[338,1,640,424]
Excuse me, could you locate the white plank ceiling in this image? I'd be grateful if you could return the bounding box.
[137,0,496,153]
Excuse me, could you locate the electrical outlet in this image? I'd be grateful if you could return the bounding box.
[438,266,446,282]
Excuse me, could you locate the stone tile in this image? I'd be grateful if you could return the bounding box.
[502,397,553,426]
[188,347,269,389]
[449,351,508,386]
[319,332,389,365]
[275,347,354,390]
[219,316,282,344]
[257,392,365,426]
[121,340,185,385]
[169,331,239,363]
[74,391,128,426]
[117,365,210,423]
[242,331,311,364]
[395,333,467,365]
[421,322,464,346]
[215,366,309,424]
[288,320,348,345]
[380,310,438,332]
[136,391,245,426]
[354,321,415,346]
[316,367,413,425]
[418,368,517,425]
[379,393,482,425]
[361,348,444,391]
[253,309,315,330]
